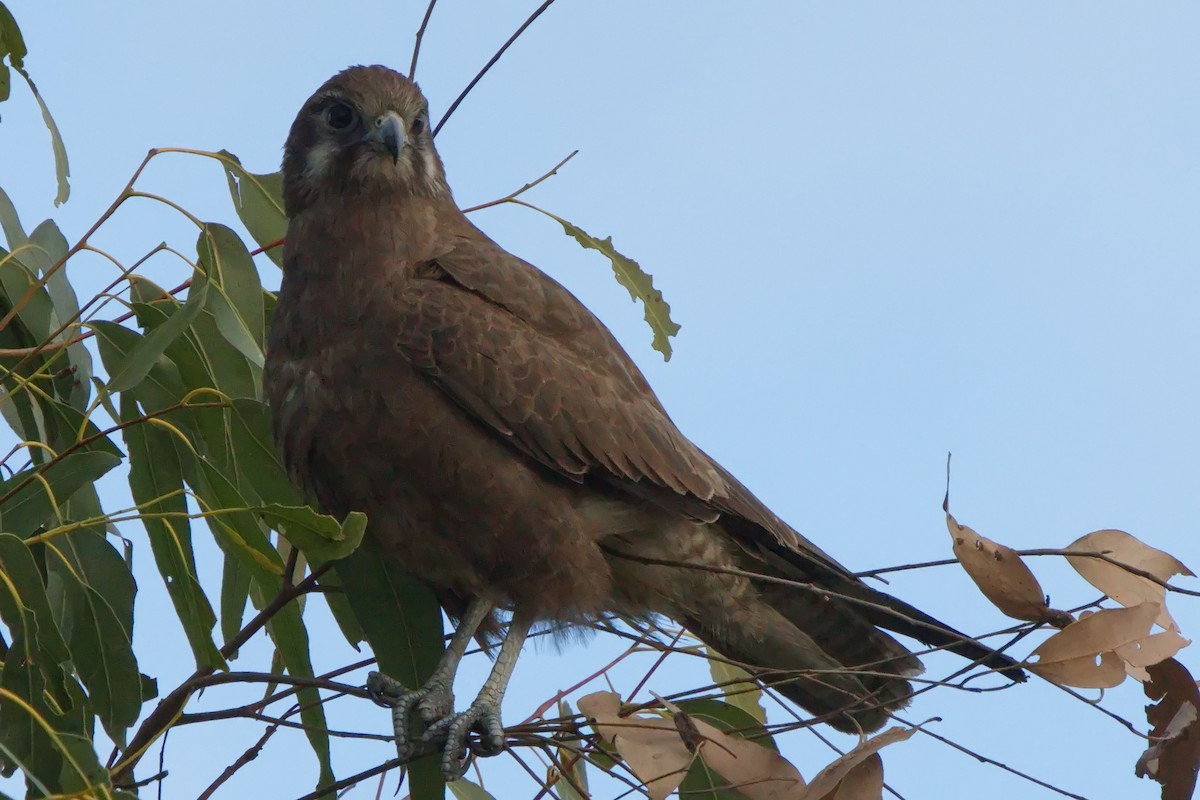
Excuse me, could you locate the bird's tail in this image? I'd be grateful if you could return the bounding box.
[680,586,923,733]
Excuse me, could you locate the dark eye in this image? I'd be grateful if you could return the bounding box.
[411,114,427,135]
[325,103,356,130]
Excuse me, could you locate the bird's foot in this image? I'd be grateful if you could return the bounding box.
[420,696,505,780]
[367,671,456,761]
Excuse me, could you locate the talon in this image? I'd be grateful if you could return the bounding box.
[435,700,506,781]
[370,670,456,763]
[366,671,404,707]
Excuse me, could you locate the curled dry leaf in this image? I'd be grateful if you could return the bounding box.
[1136,658,1200,800]
[798,726,916,800]
[1066,528,1194,632]
[579,691,806,800]
[656,694,806,800]
[578,691,692,800]
[947,511,1072,627]
[814,754,883,800]
[1026,603,1159,689]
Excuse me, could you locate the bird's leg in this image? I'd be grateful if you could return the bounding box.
[422,609,532,780]
[367,598,492,761]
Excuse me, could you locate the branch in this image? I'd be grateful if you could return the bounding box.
[409,0,439,78]
[111,564,332,785]
[461,149,578,214]
[433,0,559,136]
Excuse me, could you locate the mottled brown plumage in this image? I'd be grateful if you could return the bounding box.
[266,65,1020,775]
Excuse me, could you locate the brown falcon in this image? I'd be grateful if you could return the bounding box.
[266,65,1021,779]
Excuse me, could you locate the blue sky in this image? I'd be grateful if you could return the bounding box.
[2,3,1199,799]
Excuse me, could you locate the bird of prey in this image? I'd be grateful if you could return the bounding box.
[266,65,1022,780]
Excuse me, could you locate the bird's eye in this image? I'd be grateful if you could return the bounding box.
[325,103,356,130]
[411,115,427,135]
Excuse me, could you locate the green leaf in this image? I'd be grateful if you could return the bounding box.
[96,281,209,394]
[336,536,444,799]
[55,733,109,796]
[90,321,186,411]
[255,505,367,563]
[674,698,777,752]
[0,3,27,101]
[45,530,142,746]
[217,150,286,267]
[219,551,250,649]
[0,626,64,789]
[16,70,70,205]
[196,223,265,363]
[229,399,303,505]
[0,451,121,536]
[680,753,742,800]
[122,395,223,670]
[705,647,766,724]
[190,460,335,790]
[0,533,71,693]
[550,213,679,361]
[30,220,90,407]
[448,778,497,800]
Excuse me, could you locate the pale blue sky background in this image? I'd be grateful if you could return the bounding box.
[2,3,1199,799]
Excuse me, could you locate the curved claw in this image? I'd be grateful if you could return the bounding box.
[368,670,455,762]
[423,699,506,780]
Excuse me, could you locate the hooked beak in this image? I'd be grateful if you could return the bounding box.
[368,111,406,163]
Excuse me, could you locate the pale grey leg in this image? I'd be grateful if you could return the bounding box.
[367,598,492,761]
[423,609,532,780]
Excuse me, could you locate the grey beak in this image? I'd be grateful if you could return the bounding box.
[370,111,406,162]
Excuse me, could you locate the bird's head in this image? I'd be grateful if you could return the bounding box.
[282,65,449,216]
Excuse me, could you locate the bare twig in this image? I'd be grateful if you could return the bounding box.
[409,0,439,78]
[196,720,282,800]
[433,0,559,136]
[462,149,578,213]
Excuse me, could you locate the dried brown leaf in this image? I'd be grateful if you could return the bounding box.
[1027,604,1160,688]
[657,694,806,800]
[947,511,1071,626]
[1116,630,1190,669]
[1136,658,1200,800]
[1066,529,1194,632]
[578,692,692,800]
[814,754,883,800]
[799,726,916,800]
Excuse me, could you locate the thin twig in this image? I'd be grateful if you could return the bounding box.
[462,149,578,213]
[196,720,282,800]
[409,0,439,78]
[433,0,559,136]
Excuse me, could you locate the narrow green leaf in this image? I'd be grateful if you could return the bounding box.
[191,460,335,789]
[448,778,497,800]
[15,70,70,205]
[0,626,64,789]
[46,531,142,746]
[255,505,367,563]
[549,213,679,360]
[0,533,71,670]
[219,551,250,649]
[90,322,188,415]
[337,536,444,799]
[680,754,741,800]
[229,398,303,505]
[30,220,90,407]
[97,282,209,394]
[674,698,777,752]
[54,733,109,796]
[197,223,265,355]
[122,395,223,670]
[705,647,767,724]
[217,150,286,267]
[0,451,120,536]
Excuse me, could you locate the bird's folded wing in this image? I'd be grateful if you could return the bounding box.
[392,268,726,503]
